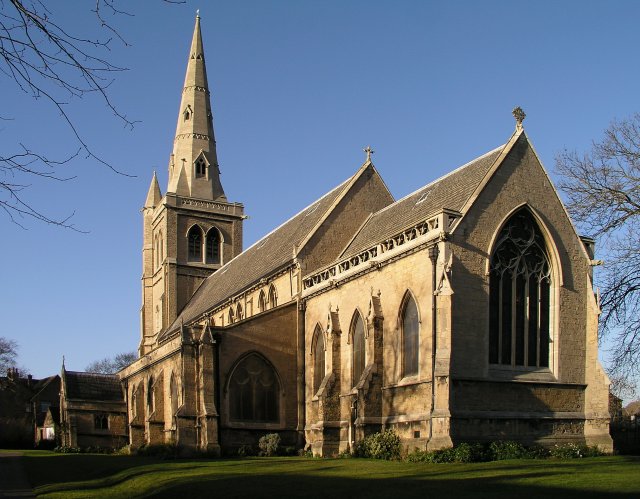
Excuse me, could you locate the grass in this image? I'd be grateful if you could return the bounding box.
[11,451,640,498]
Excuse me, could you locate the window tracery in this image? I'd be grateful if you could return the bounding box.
[229,354,280,423]
[489,209,551,368]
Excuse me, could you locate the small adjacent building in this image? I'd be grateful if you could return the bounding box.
[59,368,127,449]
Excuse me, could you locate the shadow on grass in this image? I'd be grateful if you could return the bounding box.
[20,454,640,499]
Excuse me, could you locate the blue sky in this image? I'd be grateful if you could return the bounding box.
[1,1,639,380]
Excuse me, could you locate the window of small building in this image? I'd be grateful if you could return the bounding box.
[94,414,109,430]
[489,208,551,368]
[352,312,365,387]
[402,293,419,377]
[313,326,325,394]
[188,225,203,262]
[229,354,280,423]
[206,228,221,264]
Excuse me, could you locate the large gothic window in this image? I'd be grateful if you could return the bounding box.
[489,209,551,368]
[313,326,325,394]
[188,226,203,262]
[229,354,280,423]
[351,312,365,387]
[206,228,221,264]
[402,293,420,377]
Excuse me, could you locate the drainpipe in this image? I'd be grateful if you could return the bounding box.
[428,243,439,444]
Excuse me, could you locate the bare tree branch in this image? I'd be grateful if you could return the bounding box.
[556,113,640,381]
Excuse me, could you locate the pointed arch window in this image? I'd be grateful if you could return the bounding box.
[131,384,138,419]
[351,312,365,387]
[188,225,203,262]
[236,303,244,321]
[313,326,325,394]
[147,376,155,414]
[229,354,280,423]
[402,293,420,377]
[169,372,179,422]
[195,156,207,178]
[489,208,551,368]
[268,284,277,309]
[228,307,235,324]
[257,290,266,313]
[206,227,221,264]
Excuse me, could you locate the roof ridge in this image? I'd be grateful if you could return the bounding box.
[371,144,506,218]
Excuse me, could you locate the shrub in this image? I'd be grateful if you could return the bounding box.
[406,443,486,464]
[354,430,401,460]
[549,443,603,459]
[136,443,179,459]
[258,433,281,457]
[237,444,255,457]
[488,440,529,460]
[54,445,81,454]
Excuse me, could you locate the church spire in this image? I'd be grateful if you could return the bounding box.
[144,171,162,208]
[167,13,226,200]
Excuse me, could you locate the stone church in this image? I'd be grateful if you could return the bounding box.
[63,14,613,455]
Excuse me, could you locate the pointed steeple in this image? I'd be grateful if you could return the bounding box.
[167,13,226,201]
[144,171,162,208]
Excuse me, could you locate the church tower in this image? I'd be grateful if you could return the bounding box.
[140,14,244,355]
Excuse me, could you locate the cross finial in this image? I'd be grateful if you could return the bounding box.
[363,145,375,162]
[512,106,526,130]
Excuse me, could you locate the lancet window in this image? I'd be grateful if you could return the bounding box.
[351,312,365,387]
[188,225,203,262]
[401,293,419,377]
[313,326,325,394]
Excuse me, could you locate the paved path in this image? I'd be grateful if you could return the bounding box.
[0,452,36,498]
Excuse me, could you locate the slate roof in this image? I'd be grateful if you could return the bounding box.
[164,176,353,335]
[63,371,124,402]
[340,145,504,259]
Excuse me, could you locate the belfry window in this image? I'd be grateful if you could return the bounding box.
[489,209,551,368]
[351,312,365,387]
[195,157,206,178]
[188,226,203,262]
[229,354,280,423]
[313,326,325,394]
[206,228,221,264]
[401,293,419,377]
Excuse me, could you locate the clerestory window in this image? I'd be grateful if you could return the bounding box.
[489,209,551,368]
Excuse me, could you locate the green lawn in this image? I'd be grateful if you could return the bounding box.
[14,451,640,498]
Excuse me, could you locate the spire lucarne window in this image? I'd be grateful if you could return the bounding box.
[489,209,551,368]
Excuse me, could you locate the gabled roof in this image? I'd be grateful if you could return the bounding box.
[164,171,362,336]
[63,371,123,402]
[340,145,505,259]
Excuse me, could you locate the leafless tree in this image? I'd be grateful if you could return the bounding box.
[1,0,182,229]
[556,113,640,388]
[0,336,18,374]
[85,351,136,374]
